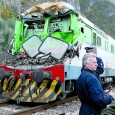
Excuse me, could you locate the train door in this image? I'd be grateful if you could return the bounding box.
[84,25,92,43]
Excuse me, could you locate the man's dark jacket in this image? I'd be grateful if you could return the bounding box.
[95,57,104,79]
[77,69,113,115]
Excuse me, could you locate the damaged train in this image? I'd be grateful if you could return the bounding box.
[0,2,115,103]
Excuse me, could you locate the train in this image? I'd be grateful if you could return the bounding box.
[0,2,115,103]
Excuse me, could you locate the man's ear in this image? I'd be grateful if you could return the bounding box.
[84,63,88,67]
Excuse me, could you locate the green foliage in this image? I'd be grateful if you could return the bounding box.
[80,0,90,13]
[9,5,19,18]
[1,5,10,20]
[0,18,15,52]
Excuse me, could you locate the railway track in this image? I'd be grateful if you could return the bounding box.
[0,96,78,115]
[0,85,115,115]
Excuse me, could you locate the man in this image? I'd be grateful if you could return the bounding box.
[77,53,115,115]
[85,46,104,82]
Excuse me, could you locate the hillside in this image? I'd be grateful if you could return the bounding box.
[109,0,115,5]
[80,0,115,38]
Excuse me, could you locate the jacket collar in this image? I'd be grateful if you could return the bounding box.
[82,68,95,74]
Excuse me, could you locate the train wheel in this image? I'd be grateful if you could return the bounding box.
[58,93,67,100]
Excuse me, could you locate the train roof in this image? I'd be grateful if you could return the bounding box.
[107,35,115,43]
[20,2,114,41]
[21,2,75,17]
[78,13,109,39]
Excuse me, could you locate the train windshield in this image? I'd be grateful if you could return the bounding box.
[39,36,69,60]
[23,20,45,38]
[22,35,42,57]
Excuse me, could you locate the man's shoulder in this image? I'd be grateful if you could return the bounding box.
[96,57,103,63]
[81,69,94,76]
[80,70,97,82]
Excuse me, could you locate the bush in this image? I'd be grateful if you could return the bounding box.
[0,18,15,52]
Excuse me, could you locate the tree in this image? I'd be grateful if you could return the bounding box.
[1,5,9,20]
[0,18,15,52]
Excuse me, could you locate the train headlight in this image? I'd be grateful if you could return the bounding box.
[0,68,12,79]
[32,69,51,83]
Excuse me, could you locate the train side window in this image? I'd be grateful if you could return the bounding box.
[105,41,108,50]
[81,27,84,33]
[93,32,96,45]
[111,45,114,53]
[97,36,101,47]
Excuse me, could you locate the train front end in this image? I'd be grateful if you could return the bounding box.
[0,2,81,103]
[0,36,69,103]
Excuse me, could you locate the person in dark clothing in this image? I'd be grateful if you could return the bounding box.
[77,53,115,115]
[85,46,104,82]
